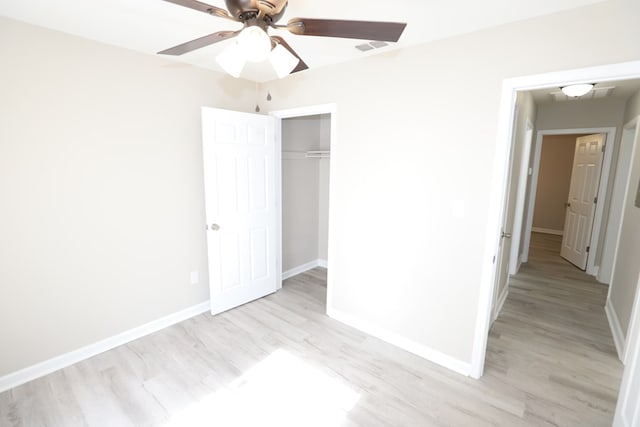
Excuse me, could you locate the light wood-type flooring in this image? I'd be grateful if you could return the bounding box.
[0,233,623,426]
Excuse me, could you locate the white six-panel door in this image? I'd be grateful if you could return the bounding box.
[561,133,605,270]
[201,107,278,315]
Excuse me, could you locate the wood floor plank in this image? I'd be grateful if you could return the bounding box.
[0,233,623,426]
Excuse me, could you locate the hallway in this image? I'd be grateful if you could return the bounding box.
[486,232,624,425]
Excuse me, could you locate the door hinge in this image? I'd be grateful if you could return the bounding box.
[586,246,591,253]
[594,196,598,204]
[492,255,496,264]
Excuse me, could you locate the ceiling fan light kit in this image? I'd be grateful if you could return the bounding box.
[237,26,272,62]
[270,43,300,78]
[215,42,246,77]
[159,0,407,80]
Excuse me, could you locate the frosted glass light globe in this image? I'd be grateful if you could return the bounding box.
[561,84,594,97]
[238,26,272,63]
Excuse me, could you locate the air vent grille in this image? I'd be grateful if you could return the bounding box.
[355,41,389,52]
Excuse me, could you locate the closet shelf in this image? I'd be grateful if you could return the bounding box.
[283,150,330,160]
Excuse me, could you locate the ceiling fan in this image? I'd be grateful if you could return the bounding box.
[158,0,407,78]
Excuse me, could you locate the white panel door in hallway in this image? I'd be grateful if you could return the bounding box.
[561,133,605,270]
[201,107,278,315]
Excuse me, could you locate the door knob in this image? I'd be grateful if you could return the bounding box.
[210,223,220,231]
[501,231,512,239]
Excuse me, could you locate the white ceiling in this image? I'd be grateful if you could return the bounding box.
[0,0,606,82]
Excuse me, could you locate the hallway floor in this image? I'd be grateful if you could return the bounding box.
[486,232,623,426]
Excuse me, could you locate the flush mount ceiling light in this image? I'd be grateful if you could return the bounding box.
[561,83,595,97]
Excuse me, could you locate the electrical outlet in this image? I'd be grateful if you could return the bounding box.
[190,271,199,285]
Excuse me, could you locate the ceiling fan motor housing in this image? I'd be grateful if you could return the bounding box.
[225,0,288,22]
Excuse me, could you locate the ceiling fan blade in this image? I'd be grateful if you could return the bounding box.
[271,36,309,74]
[158,31,239,55]
[161,0,238,21]
[285,18,406,42]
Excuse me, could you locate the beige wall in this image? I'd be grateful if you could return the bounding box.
[264,0,640,363]
[610,89,640,336]
[536,98,627,130]
[0,18,254,376]
[281,115,330,271]
[533,135,579,232]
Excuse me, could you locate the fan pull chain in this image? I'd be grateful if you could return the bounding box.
[267,92,272,101]
[255,82,261,113]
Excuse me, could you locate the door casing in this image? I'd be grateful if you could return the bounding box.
[269,104,337,308]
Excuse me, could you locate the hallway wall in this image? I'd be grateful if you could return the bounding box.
[532,135,578,233]
[609,89,640,337]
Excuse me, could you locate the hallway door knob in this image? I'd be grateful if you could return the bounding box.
[210,223,220,231]
[501,231,512,239]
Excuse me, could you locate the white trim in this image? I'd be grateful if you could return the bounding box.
[270,104,337,307]
[508,119,534,276]
[0,301,211,393]
[282,259,327,281]
[600,117,640,285]
[472,60,640,379]
[531,227,564,236]
[493,286,509,322]
[327,307,472,377]
[318,259,328,268]
[606,298,626,362]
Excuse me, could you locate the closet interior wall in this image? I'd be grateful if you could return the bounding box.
[281,114,331,274]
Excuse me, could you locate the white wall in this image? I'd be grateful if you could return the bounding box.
[0,18,254,377]
[265,0,640,365]
[281,115,330,272]
[609,89,640,337]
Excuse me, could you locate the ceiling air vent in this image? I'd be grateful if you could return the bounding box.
[355,41,390,52]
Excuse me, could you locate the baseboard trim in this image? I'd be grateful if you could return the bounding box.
[493,286,509,322]
[282,259,328,281]
[0,301,211,393]
[605,298,625,362]
[532,227,564,236]
[327,307,471,377]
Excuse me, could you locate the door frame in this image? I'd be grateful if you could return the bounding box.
[521,127,617,276]
[613,273,640,426]
[269,103,337,306]
[471,60,640,379]
[606,115,640,362]
[600,117,640,286]
[508,118,534,276]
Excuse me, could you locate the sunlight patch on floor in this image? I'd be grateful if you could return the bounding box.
[164,349,360,427]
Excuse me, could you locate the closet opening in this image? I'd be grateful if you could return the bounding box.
[271,104,336,311]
